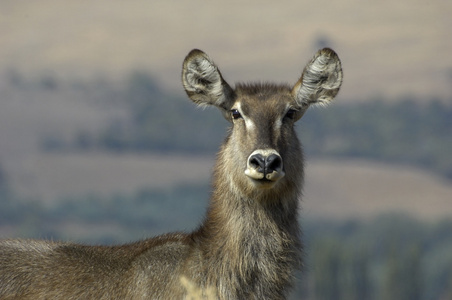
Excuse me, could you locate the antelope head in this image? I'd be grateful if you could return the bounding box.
[182,48,342,194]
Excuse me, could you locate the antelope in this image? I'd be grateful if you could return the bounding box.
[0,48,342,299]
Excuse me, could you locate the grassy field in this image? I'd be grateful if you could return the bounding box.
[5,152,452,222]
[1,0,451,230]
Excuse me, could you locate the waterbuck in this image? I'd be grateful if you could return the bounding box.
[0,48,342,299]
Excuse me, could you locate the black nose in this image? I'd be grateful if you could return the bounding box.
[248,153,282,175]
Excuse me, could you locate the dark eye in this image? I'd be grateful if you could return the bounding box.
[231,109,242,120]
[285,109,297,120]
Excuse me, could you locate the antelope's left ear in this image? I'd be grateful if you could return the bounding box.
[292,48,343,109]
[182,49,235,111]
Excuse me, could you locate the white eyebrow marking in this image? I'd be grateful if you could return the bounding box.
[235,101,256,131]
[274,118,282,132]
[274,103,292,132]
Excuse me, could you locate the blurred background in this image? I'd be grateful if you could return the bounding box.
[1,0,451,299]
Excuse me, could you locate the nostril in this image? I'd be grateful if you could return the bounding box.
[249,154,265,173]
[266,154,282,173]
[246,151,285,182]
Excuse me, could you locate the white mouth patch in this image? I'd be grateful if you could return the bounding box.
[245,149,285,182]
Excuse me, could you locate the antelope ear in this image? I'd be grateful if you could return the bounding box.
[292,48,343,109]
[182,49,235,110]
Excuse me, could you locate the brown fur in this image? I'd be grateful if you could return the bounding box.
[0,48,342,299]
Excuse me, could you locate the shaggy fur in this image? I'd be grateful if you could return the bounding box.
[0,48,342,299]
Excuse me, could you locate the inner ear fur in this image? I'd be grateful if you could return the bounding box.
[182,49,235,110]
[292,48,343,108]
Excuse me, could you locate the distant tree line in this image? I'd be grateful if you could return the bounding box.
[294,216,452,300]
[1,184,451,299]
[38,72,451,180]
[300,98,452,179]
[5,71,452,299]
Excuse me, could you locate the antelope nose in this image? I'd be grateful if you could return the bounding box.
[248,154,282,175]
[245,151,285,182]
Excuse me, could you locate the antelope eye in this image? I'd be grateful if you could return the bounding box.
[285,109,297,120]
[231,109,242,120]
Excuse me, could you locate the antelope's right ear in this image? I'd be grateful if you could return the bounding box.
[182,49,235,110]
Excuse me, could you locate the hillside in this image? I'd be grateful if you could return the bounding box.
[1,3,452,297]
[4,152,452,222]
[303,159,452,221]
[0,71,451,222]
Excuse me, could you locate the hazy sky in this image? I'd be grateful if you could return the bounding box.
[1,0,451,101]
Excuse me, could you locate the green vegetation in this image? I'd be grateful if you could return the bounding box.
[301,99,452,179]
[4,72,452,299]
[1,184,451,299]
[293,216,452,300]
[91,72,227,153]
[0,184,208,244]
[53,73,452,180]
